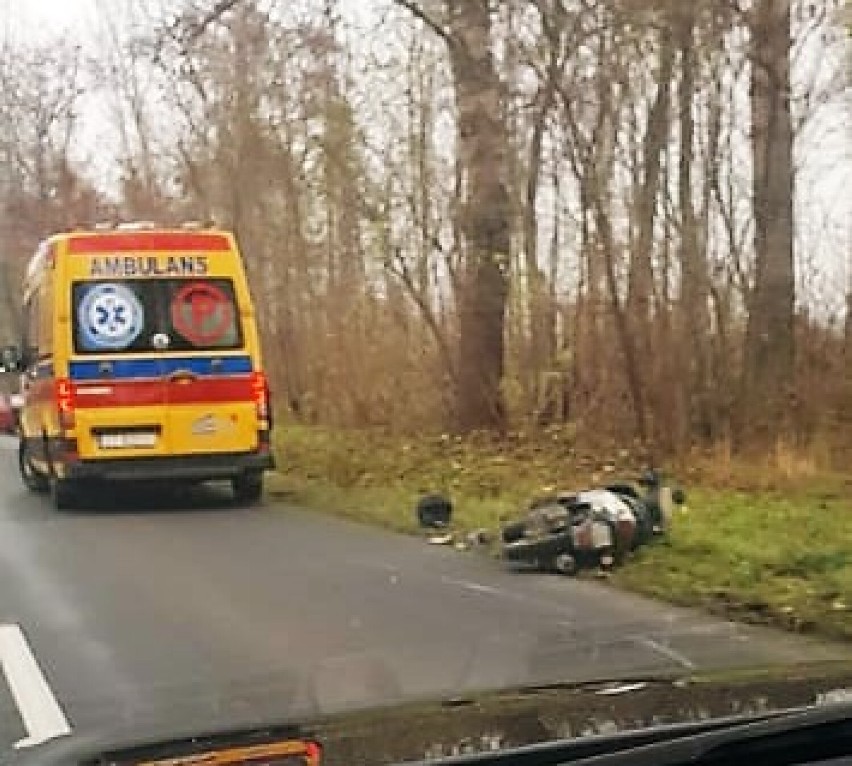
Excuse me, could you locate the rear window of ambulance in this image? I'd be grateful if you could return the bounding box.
[72,278,243,354]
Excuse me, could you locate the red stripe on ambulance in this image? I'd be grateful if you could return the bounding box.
[67,232,231,254]
[72,376,253,408]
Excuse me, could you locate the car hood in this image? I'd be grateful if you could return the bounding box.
[19,659,852,765]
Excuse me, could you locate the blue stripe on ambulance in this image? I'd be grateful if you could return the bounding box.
[69,356,253,381]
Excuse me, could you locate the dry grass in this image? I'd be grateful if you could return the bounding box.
[673,436,847,492]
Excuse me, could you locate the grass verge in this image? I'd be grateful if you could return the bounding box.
[270,425,852,641]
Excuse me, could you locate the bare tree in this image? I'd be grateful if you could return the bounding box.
[395,0,511,430]
[741,0,796,445]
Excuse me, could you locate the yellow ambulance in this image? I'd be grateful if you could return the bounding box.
[5,225,274,509]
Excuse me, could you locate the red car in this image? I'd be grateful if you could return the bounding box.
[0,393,17,434]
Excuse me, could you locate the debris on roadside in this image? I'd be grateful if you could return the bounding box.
[466,528,493,547]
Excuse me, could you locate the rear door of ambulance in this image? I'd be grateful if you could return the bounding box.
[66,231,261,463]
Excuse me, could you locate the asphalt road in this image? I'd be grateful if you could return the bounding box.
[0,435,846,760]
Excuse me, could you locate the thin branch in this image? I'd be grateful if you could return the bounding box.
[385,247,458,384]
[186,0,244,44]
[392,0,453,46]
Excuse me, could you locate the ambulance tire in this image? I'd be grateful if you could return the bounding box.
[233,471,263,505]
[19,441,49,494]
[51,478,79,511]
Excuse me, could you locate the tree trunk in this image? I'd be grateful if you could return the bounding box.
[593,60,648,443]
[741,0,795,445]
[845,289,852,343]
[525,89,552,381]
[627,27,674,345]
[622,26,674,444]
[446,0,511,430]
[524,9,563,394]
[676,9,711,440]
[844,290,852,371]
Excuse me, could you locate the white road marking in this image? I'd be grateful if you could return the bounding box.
[631,635,696,670]
[440,576,584,620]
[439,576,504,596]
[0,624,71,748]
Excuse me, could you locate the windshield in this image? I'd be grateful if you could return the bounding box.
[72,279,242,354]
[0,0,849,764]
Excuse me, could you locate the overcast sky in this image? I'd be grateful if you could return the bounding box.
[3,0,98,40]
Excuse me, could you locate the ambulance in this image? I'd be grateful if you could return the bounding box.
[5,224,274,509]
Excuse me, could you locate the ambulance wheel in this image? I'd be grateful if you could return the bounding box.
[19,441,49,493]
[233,472,263,505]
[51,478,79,511]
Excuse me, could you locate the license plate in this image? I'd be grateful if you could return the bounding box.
[98,432,157,449]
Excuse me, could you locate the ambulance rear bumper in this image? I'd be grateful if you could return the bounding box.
[63,450,274,482]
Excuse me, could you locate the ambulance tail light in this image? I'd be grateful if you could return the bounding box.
[251,371,270,423]
[56,378,75,430]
